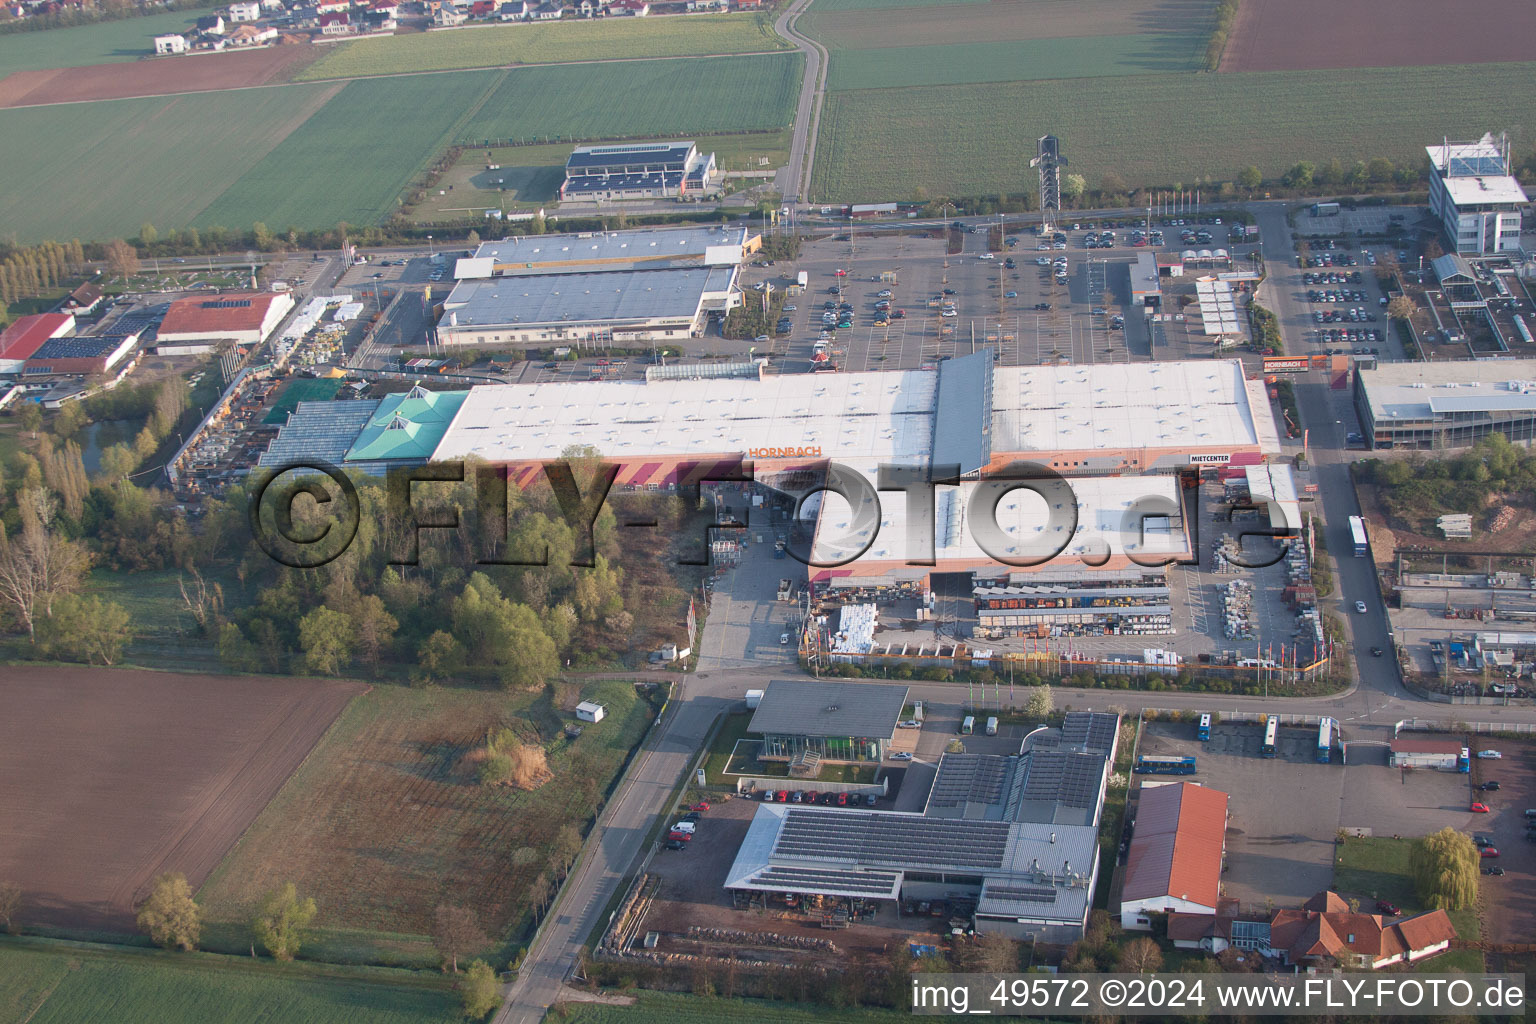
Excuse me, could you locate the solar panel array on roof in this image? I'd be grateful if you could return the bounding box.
[983,883,1059,904]
[928,754,1011,813]
[1059,711,1119,755]
[29,334,134,359]
[752,866,899,896]
[201,299,253,309]
[1019,750,1105,809]
[111,308,167,337]
[773,810,1010,871]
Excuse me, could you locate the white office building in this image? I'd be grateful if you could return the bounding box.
[1427,133,1527,255]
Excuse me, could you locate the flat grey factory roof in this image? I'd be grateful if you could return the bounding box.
[1359,359,1536,421]
[468,225,744,266]
[747,679,908,738]
[442,265,735,328]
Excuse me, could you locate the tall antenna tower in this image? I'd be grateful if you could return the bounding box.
[1030,135,1067,235]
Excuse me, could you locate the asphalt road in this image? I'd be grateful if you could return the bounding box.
[775,0,827,204]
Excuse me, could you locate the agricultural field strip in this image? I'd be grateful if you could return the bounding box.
[0,81,339,254]
[0,946,462,1024]
[0,51,799,243]
[810,60,1536,202]
[0,10,202,73]
[297,13,787,80]
[825,33,1207,91]
[803,0,1209,50]
[195,682,652,954]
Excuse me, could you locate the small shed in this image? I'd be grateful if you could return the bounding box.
[575,701,607,723]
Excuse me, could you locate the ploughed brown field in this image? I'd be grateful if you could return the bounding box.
[0,44,320,108]
[0,666,363,931]
[1221,0,1536,72]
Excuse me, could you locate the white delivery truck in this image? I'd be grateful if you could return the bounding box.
[797,271,809,288]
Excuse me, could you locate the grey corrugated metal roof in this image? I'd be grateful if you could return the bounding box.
[931,349,993,475]
[443,265,734,329]
[746,679,908,739]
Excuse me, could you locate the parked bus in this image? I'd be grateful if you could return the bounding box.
[1348,515,1369,557]
[1134,755,1197,775]
[1198,713,1212,742]
[1261,715,1280,758]
[1316,717,1335,763]
[960,715,974,735]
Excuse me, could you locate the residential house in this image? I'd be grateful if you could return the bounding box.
[153,32,188,54]
[369,0,399,17]
[1269,892,1458,970]
[259,0,285,10]
[1168,891,1459,970]
[228,23,278,43]
[609,0,646,13]
[573,0,601,15]
[528,0,559,18]
[314,0,349,14]
[496,0,527,18]
[195,13,226,34]
[685,0,725,8]
[227,1,261,20]
[469,0,494,17]
[732,0,761,8]
[318,10,352,32]
[433,1,466,23]
[361,7,395,28]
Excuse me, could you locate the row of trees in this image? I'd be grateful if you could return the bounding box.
[1358,432,1536,531]
[0,239,87,309]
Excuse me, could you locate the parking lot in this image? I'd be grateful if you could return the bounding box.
[747,222,1270,375]
[1137,720,1515,916]
[1462,740,1536,944]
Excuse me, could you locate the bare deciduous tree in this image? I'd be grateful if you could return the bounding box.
[0,490,90,640]
[432,904,487,973]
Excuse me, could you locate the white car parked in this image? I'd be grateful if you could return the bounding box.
[1477,750,1503,759]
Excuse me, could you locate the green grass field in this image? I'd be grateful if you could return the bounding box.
[810,61,1536,202]
[298,13,785,80]
[556,993,909,1023]
[825,33,1207,91]
[455,53,801,145]
[0,83,338,243]
[194,71,498,232]
[0,11,200,74]
[0,945,460,1024]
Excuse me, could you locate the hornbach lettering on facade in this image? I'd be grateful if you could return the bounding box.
[748,447,824,459]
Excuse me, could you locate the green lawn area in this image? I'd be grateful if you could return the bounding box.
[825,33,1207,91]
[1333,836,1483,972]
[297,13,785,80]
[810,60,1536,202]
[0,943,459,1024]
[703,711,753,784]
[456,53,801,146]
[556,992,909,1023]
[0,11,200,73]
[195,679,655,966]
[0,83,339,244]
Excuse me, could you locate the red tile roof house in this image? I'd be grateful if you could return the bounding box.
[1118,782,1230,931]
[1269,891,1457,970]
[1169,891,1458,969]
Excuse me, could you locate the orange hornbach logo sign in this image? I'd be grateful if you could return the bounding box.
[748,447,824,459]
